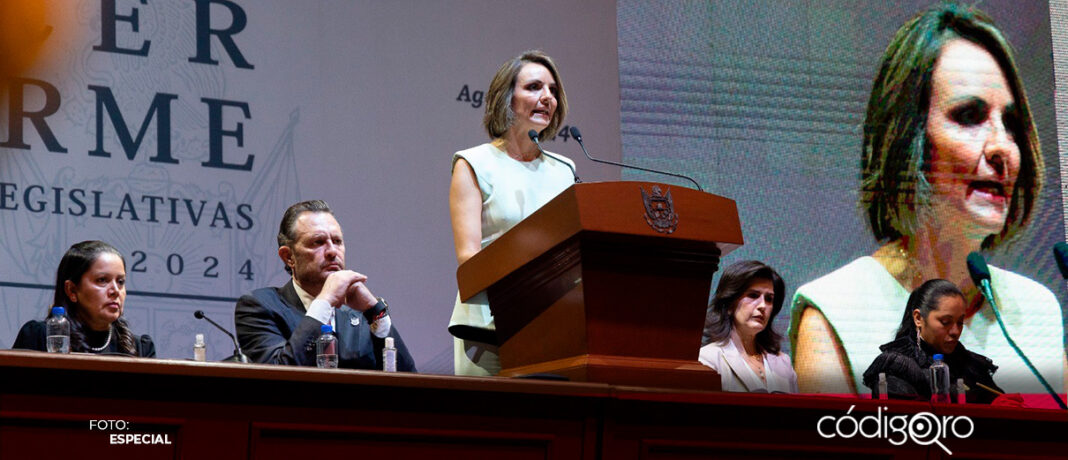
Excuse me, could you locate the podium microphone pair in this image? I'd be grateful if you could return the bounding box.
[193,310,250,363]
[527,127,703,191]
[966,252,1066,409]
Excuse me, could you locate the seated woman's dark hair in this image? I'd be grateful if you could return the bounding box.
[51,240,136,354]
[894,278,965,340]
[702,260,786,354]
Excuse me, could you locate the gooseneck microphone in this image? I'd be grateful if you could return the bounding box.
[966,252,1066,408]
[1053,242,1068,280]
[527,129,580,183]
[193,310,250,363]
[966,252,995,301]
[569,126,703,192]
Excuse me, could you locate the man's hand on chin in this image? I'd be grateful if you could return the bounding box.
[316,270,367,308]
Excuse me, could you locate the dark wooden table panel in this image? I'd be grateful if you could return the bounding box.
[1,351,1063,460]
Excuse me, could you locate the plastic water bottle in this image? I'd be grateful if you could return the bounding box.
[316,324,338,369]
[929,354,951,403]
[382,336,397,372]
[877,372,888,400]
[956,378,967,404]
[46,306,70,353]
[193,333,206,362]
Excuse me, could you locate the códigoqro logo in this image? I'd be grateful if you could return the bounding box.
[817,405,973,455]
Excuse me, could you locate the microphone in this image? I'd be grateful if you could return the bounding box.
[569,126,703,192]
[966,252,993,296]
[527,129,581,183]
[966,252,1066,409]
[194,310,249,363]
[1053,242,1068,279]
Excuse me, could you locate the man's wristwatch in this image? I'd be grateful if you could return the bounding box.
[364,297,389,322]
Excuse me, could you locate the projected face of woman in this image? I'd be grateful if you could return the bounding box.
[925,39,1021,239]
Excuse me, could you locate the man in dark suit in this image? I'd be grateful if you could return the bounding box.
[234,200,416,371]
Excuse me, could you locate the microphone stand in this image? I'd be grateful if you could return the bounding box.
[194,310,250,363]
[527,130,581,183]
[569,126,702,192]
[968,253,1066,409]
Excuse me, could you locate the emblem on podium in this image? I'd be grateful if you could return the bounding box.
[640,185,679,234]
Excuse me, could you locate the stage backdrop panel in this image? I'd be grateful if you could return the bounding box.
[0,0,622,372]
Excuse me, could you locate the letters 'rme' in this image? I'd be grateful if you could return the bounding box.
[0,0,256,172]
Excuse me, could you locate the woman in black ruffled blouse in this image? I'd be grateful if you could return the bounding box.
[863,279,1004,403]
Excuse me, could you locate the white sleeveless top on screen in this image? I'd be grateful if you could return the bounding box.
[789,256,1065,396]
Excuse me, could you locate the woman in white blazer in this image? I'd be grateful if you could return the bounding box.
[699,261,798,393]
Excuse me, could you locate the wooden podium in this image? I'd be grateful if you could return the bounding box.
[457,182,743,390]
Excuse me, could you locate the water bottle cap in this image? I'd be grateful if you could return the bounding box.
[51,306,65,316]
[195,333,204,345]
[933,354,943,361]
[321,324,333,333]
[385,337,394,348]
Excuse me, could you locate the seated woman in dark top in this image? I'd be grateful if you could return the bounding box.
[12,240,155,356]
[863,279,1005,403]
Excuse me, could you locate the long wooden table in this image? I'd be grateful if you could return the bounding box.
[1,350,1064,459]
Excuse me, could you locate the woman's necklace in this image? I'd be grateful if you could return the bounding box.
[88,326,113,353]
[894,243,924,289]
[745,352,765,380]
[873,240,923,290]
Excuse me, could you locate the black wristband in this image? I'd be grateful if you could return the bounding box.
[362,297,388,322]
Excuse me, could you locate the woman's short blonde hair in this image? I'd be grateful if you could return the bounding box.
[483,50,567,141]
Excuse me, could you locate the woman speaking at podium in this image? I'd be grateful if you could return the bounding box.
[12,241,156,357]
[789,3,1064,397]
[448,50,577,376]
